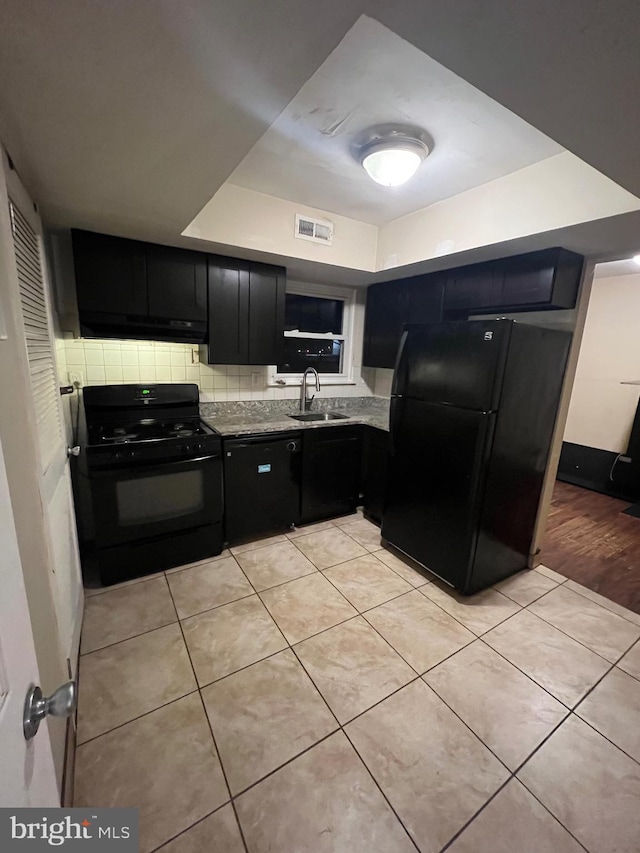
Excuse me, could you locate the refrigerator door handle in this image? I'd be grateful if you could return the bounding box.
[391,329,409,397]
[389,396,400,458]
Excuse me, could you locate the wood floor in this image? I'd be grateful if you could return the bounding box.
[542,480,640,614]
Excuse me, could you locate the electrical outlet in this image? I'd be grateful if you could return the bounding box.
[191,347,200,365]
[68,371,83,387]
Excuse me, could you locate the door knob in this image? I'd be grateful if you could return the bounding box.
[23,681,77,741]
[66,445,80,458]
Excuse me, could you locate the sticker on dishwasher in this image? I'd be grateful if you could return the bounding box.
[258,464,271,474]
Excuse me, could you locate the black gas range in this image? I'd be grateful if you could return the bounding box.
[79,384,223,585]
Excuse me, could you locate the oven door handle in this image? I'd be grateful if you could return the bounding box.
[89,453,221,478]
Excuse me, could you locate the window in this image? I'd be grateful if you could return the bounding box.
[274,283,356,383]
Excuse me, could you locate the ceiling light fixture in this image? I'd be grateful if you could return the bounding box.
[357,126,431,187]
[633,254,640,266]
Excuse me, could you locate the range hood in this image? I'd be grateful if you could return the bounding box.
[79,312,206,344]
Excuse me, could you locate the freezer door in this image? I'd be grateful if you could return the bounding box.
[393,320,512,411]
[382,398,495,591]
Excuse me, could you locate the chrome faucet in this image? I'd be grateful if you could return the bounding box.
[300,367,320,412]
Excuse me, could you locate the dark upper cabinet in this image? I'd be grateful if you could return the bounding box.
[207,258,249,364]
[443,248,583,315]
[73,230,207,342]
[73,230,147,317]
[301,426,362,522]
[443,262,503,313]
[498,248,583,310]
[207,257,285,365]
[146,245,206,321]
[363,280,409,369]
[407,272,446,323]
[363,272,444,369]
[248,264,286,365]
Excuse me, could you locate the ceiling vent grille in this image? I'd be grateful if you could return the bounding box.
[295,214,333,246]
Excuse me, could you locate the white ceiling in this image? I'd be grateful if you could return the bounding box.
[226,17,563,225]
[1,0,640,281]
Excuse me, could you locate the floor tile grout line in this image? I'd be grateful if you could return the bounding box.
[196,644,293,692]
[560,580,640,627]
[163,552,233,577]
[475,635,576,713]
[172,590,257,623]
[76,689,200,749]
[416,584,524,640]
[486,603,624,666]
[357,595,478,677]
[513,763,594,853]
[83,571,167,598]
[79,616,180,657]
[436,695,592,852]
[522,592,640,663]
[195,688,250,853]
[165,578,249,853]
[78,618,186,659]
[340,727,423,853]
[149,801,233,853]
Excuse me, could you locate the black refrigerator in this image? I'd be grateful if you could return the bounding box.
[382,319,571,594]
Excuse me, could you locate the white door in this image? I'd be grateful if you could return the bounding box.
[1,148,83,787]
[0,434,59,807]
[6,158,84,677]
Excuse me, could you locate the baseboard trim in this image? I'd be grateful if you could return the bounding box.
[557,441,640,501]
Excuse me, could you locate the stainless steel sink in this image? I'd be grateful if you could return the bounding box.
[288,412,350,422]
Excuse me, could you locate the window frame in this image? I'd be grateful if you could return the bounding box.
[271,282,357,385]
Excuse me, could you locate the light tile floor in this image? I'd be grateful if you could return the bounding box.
[74,511,640,853]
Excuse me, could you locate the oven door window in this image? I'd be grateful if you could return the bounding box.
[116,469,204,526]
[90,455,222,548]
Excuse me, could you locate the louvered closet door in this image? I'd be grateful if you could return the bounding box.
[8,199,63,473]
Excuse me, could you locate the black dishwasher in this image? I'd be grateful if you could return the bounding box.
[223,432,302,542]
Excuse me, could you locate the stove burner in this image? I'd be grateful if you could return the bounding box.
[102,433,139,444]
[173,429,194,437]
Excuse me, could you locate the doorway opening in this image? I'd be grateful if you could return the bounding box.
[541,257,640,615]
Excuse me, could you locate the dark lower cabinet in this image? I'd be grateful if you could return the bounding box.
[361,426,389,525]
[301,426,362,523]
[207,257,285,365]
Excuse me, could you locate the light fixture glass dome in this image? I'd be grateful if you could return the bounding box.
[359,133,429,187]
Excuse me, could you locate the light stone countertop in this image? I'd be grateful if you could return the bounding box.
[201,400,389,437]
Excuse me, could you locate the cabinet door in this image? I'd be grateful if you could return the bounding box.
[146,246,207,321]
[361,426,389,525]
[301,427,362,522]
[407,272,445,323]
[443,262,502,314]
[73,230,147,316]
[207,258,250,364]
[363,281,409,369]
[248,264,286,365]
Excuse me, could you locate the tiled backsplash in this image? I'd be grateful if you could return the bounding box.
[62,337,377,401]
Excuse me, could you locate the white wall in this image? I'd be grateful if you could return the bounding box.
[564,272,640,453]
[376,152,640,270]
[185,183,379,273]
